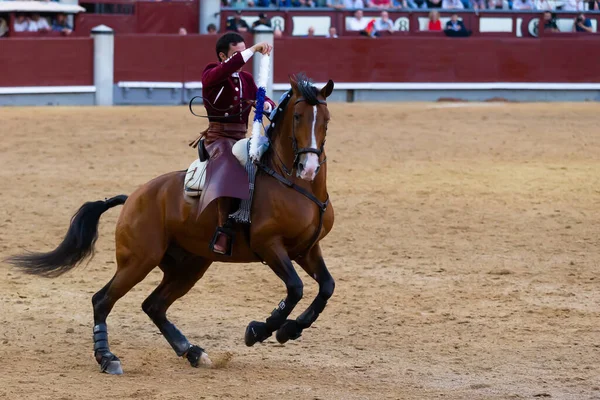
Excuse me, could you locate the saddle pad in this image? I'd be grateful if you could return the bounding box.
[184,159,207,197]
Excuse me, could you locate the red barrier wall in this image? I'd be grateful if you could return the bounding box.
[136,1,198,34]
[0,38,93,86]
[75,14,137,36]
[273,37,600,83]
[114,34,253,83]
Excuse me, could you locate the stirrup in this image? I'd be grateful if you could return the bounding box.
[209,224,234,256]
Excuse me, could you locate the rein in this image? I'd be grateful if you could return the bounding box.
[188,96,255,121]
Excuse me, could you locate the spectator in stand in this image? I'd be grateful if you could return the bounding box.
[226,10,250,32]
[472,0,486,9]
[229,0,256,7]
[28,13,50,32]
[306,26,316,35]
[542,10,559,31]
[373,10,394,35]
[0,18,7,37]
[426,0,443,8]
[252,13,272,30]
[535,0,553,8]
[444,13,470,36]
[207,23,218,34]
[348,9,370,32]
[487,0,509,8]
[327,0,365,7]
[573,12,593,32]
[327,0,347,7]
[512,0,535,9]
[326,26,339,37]
[52,13,72,35]
[442,0,464,9]
[427,10,442,30]
[589,0,600,10]
[562,0,585,10]
[369,0,394,7]
[179,27,188,35]
[14,13,29,32]
[254,0,274,5]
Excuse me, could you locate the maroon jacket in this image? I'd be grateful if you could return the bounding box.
[201,52,275,126]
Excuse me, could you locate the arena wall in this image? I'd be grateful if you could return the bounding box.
[1,34,600,105]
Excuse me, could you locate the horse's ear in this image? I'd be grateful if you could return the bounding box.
[320,80,334,99]
[289,74,300,95]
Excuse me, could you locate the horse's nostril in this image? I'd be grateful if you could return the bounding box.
[298,163,304,171]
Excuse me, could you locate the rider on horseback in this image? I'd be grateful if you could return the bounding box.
[198,32,275,255]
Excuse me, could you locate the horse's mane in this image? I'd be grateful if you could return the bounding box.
[292,73,321,106]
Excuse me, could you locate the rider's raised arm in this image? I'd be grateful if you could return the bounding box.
[201,49,255,87]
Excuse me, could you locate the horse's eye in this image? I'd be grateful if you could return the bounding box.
[294,114,300,121]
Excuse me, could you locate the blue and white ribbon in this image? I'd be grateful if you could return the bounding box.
[249,54,270,162]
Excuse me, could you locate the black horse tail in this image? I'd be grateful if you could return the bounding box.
[6,195,128,278]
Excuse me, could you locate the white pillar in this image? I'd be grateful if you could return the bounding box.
[253,26,274,100]
[91,25,114,106]
[200,0,221,34]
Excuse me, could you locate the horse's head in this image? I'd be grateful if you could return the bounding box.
[286,74,334,182]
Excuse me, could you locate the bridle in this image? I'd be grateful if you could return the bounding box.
[272,91,328,177]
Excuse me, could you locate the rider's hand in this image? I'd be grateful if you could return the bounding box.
[252,42,273,56]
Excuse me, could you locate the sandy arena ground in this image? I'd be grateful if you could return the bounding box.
[0,103,599,400]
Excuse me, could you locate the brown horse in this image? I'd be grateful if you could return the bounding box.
[7,74,336,375]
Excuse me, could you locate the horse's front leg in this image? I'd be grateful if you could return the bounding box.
[276,244,335,344]
[244,244,304,346]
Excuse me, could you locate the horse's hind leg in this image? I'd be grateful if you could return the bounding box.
[276,244,335,344]
[244,244,304,346]
[92,245,163,374]
[142,255,212,368]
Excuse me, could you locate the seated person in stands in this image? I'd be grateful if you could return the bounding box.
[442,0,464,9]
[347,10,370,34]
[14,13,29,32]
[471,0,486,9]
[427,10,442,30]
[373,11,394,36]
[369,0,394,7]
[328,0,366,7]
[228,0,256,7]
[52,13,73,35]
[207,23,218,34]
[403,0,425,8]
[573,13,593,32]
[444,13,471,36]
[252,13,272,30]
[487,0,509,8]
[543,11,559,32]
[426,0,443,8]
[278,0,318,5]
[0,18,7,38]
[511,0,535,9]
[535,0,554,10]
[562,0,585,11]
[326,26,339,37]
[226,10,250,32]
[254,0,274,5]
[306,26,315,36]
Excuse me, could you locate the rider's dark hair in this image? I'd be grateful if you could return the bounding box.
[215,33,245,61]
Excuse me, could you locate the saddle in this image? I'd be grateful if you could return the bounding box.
[184,138,251,196]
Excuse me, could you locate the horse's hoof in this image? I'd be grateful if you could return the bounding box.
[244,321,271,347]
[99,354,123,375]
[186,345,212,368]
[276,320,302,344]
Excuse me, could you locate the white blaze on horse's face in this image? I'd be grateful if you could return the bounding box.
[298,105,320,181]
